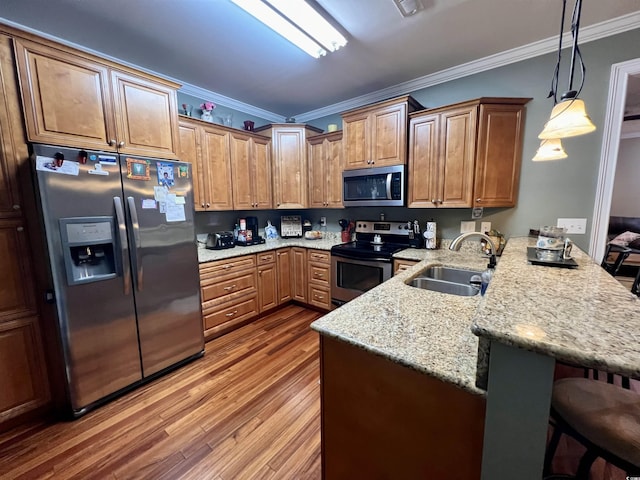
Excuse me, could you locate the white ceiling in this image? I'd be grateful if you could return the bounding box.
[1,0,640,119]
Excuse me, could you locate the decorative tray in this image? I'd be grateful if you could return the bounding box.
[526,247,578,269]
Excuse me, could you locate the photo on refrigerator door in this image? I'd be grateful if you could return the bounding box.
[157,162,175,188]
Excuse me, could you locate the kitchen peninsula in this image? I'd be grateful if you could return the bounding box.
[311,237,640,480]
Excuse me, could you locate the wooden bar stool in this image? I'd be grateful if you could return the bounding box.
[544,377,640,479]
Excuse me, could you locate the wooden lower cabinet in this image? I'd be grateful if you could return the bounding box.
[307,249,331,310]
[199,255,258,340]
[320,335,485,479]
[393,259,419,275]
[0,317,49,424]
[276,248,292,304]
[257,252,278,312]
[291,247,307,303]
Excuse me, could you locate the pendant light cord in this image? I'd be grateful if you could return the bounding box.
[549,0,567,104]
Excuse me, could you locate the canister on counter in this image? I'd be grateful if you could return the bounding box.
[424,220,437,249]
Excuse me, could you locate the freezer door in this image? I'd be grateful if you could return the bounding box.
[32,144,142,412]
[121,156,204,376]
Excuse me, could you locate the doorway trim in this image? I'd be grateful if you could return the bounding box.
[590,58,640,261]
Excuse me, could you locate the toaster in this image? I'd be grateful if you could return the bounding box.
[205,231,235,250]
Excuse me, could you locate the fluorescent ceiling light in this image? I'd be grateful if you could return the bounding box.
[230,0,347,58]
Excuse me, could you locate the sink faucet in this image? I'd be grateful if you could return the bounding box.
[449,232,497,269]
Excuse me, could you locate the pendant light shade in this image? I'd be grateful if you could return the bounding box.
[532,138,568,161]
[538,98,596,139]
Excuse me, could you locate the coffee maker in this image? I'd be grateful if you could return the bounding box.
[236,216,264,246]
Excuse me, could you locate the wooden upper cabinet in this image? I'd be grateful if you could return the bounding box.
[408,98,530,209]
[178,121,207,211]
[342,95,422,170]
[14,38,179,159]
[201,125,233,210]
[230,131,272,210]
[255,124,321,209]
[0,34,27,219]
[110,70,179,158]
[473,103,527,208]
[308,132,343,208]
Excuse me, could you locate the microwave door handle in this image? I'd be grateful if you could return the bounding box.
[126,196,143,292]
[113,196,131,295]
[386,173,393,199]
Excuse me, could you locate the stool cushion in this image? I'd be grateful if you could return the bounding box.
[552,378,640,467]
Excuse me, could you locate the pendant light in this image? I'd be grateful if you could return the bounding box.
[538,0,596,141]
[532,138,568,161]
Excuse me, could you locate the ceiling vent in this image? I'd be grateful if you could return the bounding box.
[393,0,424,17]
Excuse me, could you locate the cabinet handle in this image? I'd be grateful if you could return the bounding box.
[225,310,238,317]
[476,198,482,203]
[206,203,210,208]
[314,294,324,300]
[315,274,324,278]
[223,264,232,269]
[16,226,24,232]
[108,139,116,146]
[437,199,443,204]
[201,203,205,207]
[118,141,125,148]
[223,284,236,291]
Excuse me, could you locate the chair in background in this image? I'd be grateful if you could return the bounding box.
[543,373,640,479]
[600,216,640,295]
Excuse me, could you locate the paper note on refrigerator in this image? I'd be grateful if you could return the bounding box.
[36,156,80,176]
[165,202,185,222]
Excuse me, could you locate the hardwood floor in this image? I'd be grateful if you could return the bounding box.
[0,304,323,480]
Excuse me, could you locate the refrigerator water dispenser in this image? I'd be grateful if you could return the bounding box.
[59,217,117,285]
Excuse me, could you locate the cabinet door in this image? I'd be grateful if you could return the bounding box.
[326,135,344,208]
[229,132,253,210]
[307,139,326,208]
[201,126,234,210]
[371,103,407,167]
[14,39,115,151]
[178,122,207,211]
[257,263,278,312]
[291,247,307,303]
[408,114,439,208]
[0,317,49,423]
[276,248,292,304]
[0,220,37,322]
[473,104,525,208]
[111,70,179,159]
[343,111,370,170]
[439,106,477,207]
[0,34,26,219]
[252,136,273,209]
[272,127,307,209]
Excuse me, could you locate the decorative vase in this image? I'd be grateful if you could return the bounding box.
[201,110,213,122]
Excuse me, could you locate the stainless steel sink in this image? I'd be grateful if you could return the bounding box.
[420,266,483,284]
[409,277,480,296]
[407,266,483,296]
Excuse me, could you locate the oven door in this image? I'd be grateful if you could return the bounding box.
[331,253,393,305]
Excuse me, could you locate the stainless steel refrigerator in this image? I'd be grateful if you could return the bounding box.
[32,143,204,416]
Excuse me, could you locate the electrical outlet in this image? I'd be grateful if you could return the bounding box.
[481,222,491,234]
[320,216,327,227]
[460,221,476,233]
[557,218,587,234]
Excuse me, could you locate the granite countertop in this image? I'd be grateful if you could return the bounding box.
[197,233,342,263]
[473,236,640,379]
[311,245,492,395]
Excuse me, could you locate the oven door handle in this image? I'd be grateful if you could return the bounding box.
[331,252,392,263]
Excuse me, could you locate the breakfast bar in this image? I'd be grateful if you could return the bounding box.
[311,236,640,479]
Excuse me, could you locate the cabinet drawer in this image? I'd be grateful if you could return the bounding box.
[308,285,331,310]
[199,255,256,279]
[257,251,276,265]
[201,270,256,302]
[308,264,330,287]
[203,294,258,331]
[394,259,419,275]
[308,249,330,264]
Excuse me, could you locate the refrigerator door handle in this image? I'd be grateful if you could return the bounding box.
[126,196,143,292]
[113,196,131,295]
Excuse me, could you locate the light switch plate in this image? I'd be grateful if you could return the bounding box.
[460,221,476,233]
[481,222,491,234]
[557,218,587,234]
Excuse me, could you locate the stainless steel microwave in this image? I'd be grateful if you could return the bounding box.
[342,165,405,207]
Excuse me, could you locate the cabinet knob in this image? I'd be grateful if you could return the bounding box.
[118,141,125,148]
[206,203,210,208]
[108,139,117,146]
[201,203,205,207]
[476,198,482,203]
[16,226,24,232]
[431,199,436,203]
[437,199,443,204]
[277,203,280,206]
[12,204,20,210]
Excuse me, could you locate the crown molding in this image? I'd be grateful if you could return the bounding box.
[295,12,640,122]
[2,12,639,123]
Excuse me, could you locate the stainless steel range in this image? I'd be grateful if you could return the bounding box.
[331,220,412,305]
